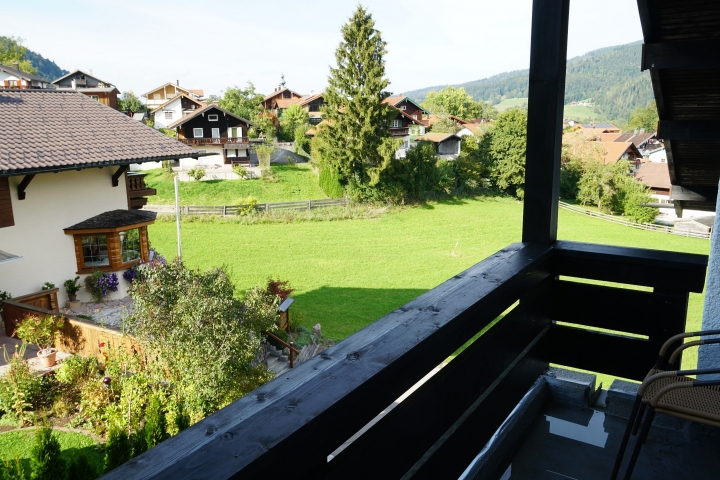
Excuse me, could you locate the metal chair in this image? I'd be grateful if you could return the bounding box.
[610,329,720,480]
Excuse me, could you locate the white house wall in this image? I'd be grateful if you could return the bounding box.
[152,97,183,130]
[0,169,134,305]
[179,146,223,169]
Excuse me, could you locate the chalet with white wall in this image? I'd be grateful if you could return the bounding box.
[52,70,120,109]
[142,82,204,108]
[0,64,51,89]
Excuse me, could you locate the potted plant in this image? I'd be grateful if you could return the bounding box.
[15,314,66,367]
[64,276,82,304]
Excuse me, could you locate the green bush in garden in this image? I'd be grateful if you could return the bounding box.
[29,425,64,480]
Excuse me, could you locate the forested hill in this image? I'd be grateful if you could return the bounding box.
[25,48,68,81]
[405,42,653,122]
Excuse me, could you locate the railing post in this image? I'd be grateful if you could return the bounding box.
[290,342,294,368]
[522,0,570,244]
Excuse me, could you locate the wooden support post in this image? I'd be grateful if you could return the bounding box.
[17,174,35,200]
[522,0,570,244]
[112,165,129,187]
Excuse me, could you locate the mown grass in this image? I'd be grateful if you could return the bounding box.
[563,104,601,122]
[0,429,104,477]
[148,197,709,350]
[494,97,528,111]
[144,164,328,205]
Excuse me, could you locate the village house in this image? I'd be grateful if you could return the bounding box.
[142,81,204,108]
[167,104,255,171]
[150,94,205,130]
[416,132,462,159]
[597,141,642,167]
[52,70,120,109]
[382,96,429,124]
[299,93,325,124]
[0,63,51,89]
[0,89,207,305]
[613,129,657,154]
[263,86,304,112]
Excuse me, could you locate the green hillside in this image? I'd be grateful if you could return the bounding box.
[24,48,68,81]
[406,42,653,123]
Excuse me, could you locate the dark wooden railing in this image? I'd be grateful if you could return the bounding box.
[178,137,249,146]
[101,241,707,479]
[2,288,59,336]
[264,331,300,368]
[390,128,410,136]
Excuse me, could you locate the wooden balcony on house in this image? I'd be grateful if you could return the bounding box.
[178,137,250,147]
[126,172,156,210]
[390,128,410,136]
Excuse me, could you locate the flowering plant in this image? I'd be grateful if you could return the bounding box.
[85,270,119,302]
[122,267,137,283]
[15,314,65,354]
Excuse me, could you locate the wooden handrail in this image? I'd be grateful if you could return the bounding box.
[264,330,299,368]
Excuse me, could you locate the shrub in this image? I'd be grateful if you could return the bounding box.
[2,457,26,480]
[66,451,97,480]
[124,261,279,420]
[266,278,294,300]
[0,345,44,424]
[104,426,131,473]
[232,164,251,179]
[56,355,99,385]
[40,282,55,291]
[187,167,206,181]
[236,196,258,216]
[144,394,167,449]
[319,165,343,198]
[84,270,119,302]
[285,154,296,167]
[255,144,274,169]
[30,425,64,480]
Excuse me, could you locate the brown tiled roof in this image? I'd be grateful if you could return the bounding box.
[635,162,671,190]
[0,89,207,176]
[165,104,255,129]
[596,133,622,142]
[461,124,488,135]
[263,87,303,101]
[64,209,156,231]
[597,141,640,164]
[417,132,460,143]
[614,131,656,148]
[275,97,302,109]
[299,93,323,106]
[55,87,120,94]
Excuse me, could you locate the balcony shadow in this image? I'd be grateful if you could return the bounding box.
[291,286,429,340]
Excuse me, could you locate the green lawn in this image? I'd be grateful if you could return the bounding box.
[144,164,328,205]
[0,429,104,477]
[494,97,528,111]
[148,198,709,347]
[563,104,601,122]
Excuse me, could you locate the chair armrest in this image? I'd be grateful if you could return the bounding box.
[638,367,720,396]
[656,329,720,368]
[668,338,720,366]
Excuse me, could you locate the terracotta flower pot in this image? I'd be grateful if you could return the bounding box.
[37,349,57,368]
[68,293,77,302]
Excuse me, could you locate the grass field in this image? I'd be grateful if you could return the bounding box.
[0,429,104,476]
[148,198,709,357]
[493,97,604,123]
[144,164,328,205]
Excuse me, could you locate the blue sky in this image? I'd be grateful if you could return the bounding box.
[3,0,643,98]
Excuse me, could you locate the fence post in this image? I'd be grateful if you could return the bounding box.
[265,203,269,212]
[308,201,311,211]
[223,205,227,216]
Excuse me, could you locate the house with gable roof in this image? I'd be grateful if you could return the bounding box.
[142,81,204,108]
[0,89,209,305]
[0,63,51,89]
[52,69,120,109]
[151,94,205,130]
[167,104,255,169]
[382,96,429,125]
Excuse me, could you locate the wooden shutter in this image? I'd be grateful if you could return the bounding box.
[0,177,15,228]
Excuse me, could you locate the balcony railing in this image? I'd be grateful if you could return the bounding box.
[178,137,250,146]
[101,241,707,479]
[390,128,410,136]
[126,172,156,210]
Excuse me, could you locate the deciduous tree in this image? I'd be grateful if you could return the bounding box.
[0,36,36,74]
[421,86,497,121]
[118,91,145,113]
[218,82,264,121]
[484,108,528,198]
[626,100,658,132]
[280,104,310,141]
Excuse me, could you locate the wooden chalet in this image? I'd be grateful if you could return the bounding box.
[263,86,304,111]
[150,94,204,130]
[52,70,120,109]
[102,2,720,479]
[0,89,207,305]
[598,141,643,165]
[300,93,325,124]
[0,63,51,89]
[142,81,204,108]
[383,95,429,123]
[168,104,255,166]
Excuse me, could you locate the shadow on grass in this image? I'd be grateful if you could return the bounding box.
[292,286,429,340]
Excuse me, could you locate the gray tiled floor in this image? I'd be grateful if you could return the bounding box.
[495,403,720,480]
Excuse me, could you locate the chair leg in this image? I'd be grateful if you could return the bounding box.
[609,395,643,480]
[622,407,656,480]
[632,403,647,435]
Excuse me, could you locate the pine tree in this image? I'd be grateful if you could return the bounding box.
[318,5,397,192]
[144,394,168,449]
[104,426,131,473]
[29,426,64,480]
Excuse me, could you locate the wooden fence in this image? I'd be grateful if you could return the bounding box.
[2,295,138,362]
[558,201,712,240]
[144,197,347,215]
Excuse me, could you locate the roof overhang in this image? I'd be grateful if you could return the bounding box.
[0,151,217,178]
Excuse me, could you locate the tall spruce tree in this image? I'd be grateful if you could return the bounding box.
[318,5,397,192]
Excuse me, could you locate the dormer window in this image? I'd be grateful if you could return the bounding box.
[208,114,219,121]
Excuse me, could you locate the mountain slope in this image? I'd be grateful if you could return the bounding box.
[24,48,68,82]
[405,42,652,122]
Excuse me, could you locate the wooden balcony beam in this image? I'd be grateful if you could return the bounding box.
[16,174,35,200]
[111,165,129,187]
[642,39,720,71]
